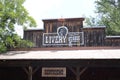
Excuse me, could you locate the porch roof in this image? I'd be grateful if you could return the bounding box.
[0,48,120,60]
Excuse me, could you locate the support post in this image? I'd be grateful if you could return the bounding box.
[76,67,80,80]
[68,66,87,80]
[23,66,40,80]
[28,66,32,80]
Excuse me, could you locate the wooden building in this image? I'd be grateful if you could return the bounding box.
[0,17,120,80]
[24,18,120,47]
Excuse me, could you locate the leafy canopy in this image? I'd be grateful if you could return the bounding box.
[95,0,120,35]
[85,0,120,35]
[0,0,36,53]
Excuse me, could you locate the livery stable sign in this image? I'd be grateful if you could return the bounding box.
[42,67,66,77]
[43,26,84,46]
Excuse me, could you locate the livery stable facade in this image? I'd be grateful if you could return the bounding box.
[0,18,120,80]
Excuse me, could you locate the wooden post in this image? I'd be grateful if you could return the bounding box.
[23,66,40,80]
[22,66,33,80]
[68,66,87,80]
[76,67,80,80]
[28,66,32,80]
[76,75,80,80]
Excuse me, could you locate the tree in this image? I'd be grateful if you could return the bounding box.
[85,0,120,35]
[95,0,120,35]
[0,0,36,53]
[85,16,104,27]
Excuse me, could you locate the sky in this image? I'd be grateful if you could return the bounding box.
[16,0,97,37]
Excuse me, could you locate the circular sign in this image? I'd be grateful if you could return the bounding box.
[57,26,68,38]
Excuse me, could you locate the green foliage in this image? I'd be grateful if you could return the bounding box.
[14,34,34,48]
[0,0,36,53]
[0,42,7,53]
[0,33,34,53]
[85,16,104,27]
[85,0,120,35]
[16,40,34,48]
[10,34,34,48]
[95,0,120,35]
[85,17,95,27]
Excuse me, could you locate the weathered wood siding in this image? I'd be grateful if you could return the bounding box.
[24,27,107,47]
[23,18,120,47]
[24,30,43,47]
[105,36,120,46]
[43,18,84,33]
[83,27,105,46]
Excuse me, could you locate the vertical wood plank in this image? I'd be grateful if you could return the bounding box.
[28,66,32,80]
[68,66,87,80]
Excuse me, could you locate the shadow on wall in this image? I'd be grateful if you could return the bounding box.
[0,51,29,56]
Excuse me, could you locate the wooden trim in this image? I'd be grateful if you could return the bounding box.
[42,18,84,22]
[9,47,120,51]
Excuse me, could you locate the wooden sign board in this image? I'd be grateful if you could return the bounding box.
[43,26,84,46]
[42,67,66,77]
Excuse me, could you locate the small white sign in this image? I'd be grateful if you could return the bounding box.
[42,67,66,77]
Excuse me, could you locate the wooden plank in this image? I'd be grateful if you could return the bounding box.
[68,66,87,80]
[23,17,120,47]
[28,66,32,80]
[22,66,40,80]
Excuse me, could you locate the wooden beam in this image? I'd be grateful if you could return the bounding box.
[22,66,40,80]
[68,66,77,75]
[22,66,33,80]
[23,67,29,75]
[68,66,88,80]
[28,66,32,80]
[79,67,87,76]
[32,66,40,75]
[76,66,80,80]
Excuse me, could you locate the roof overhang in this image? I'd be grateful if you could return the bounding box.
[0,49,120,60]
